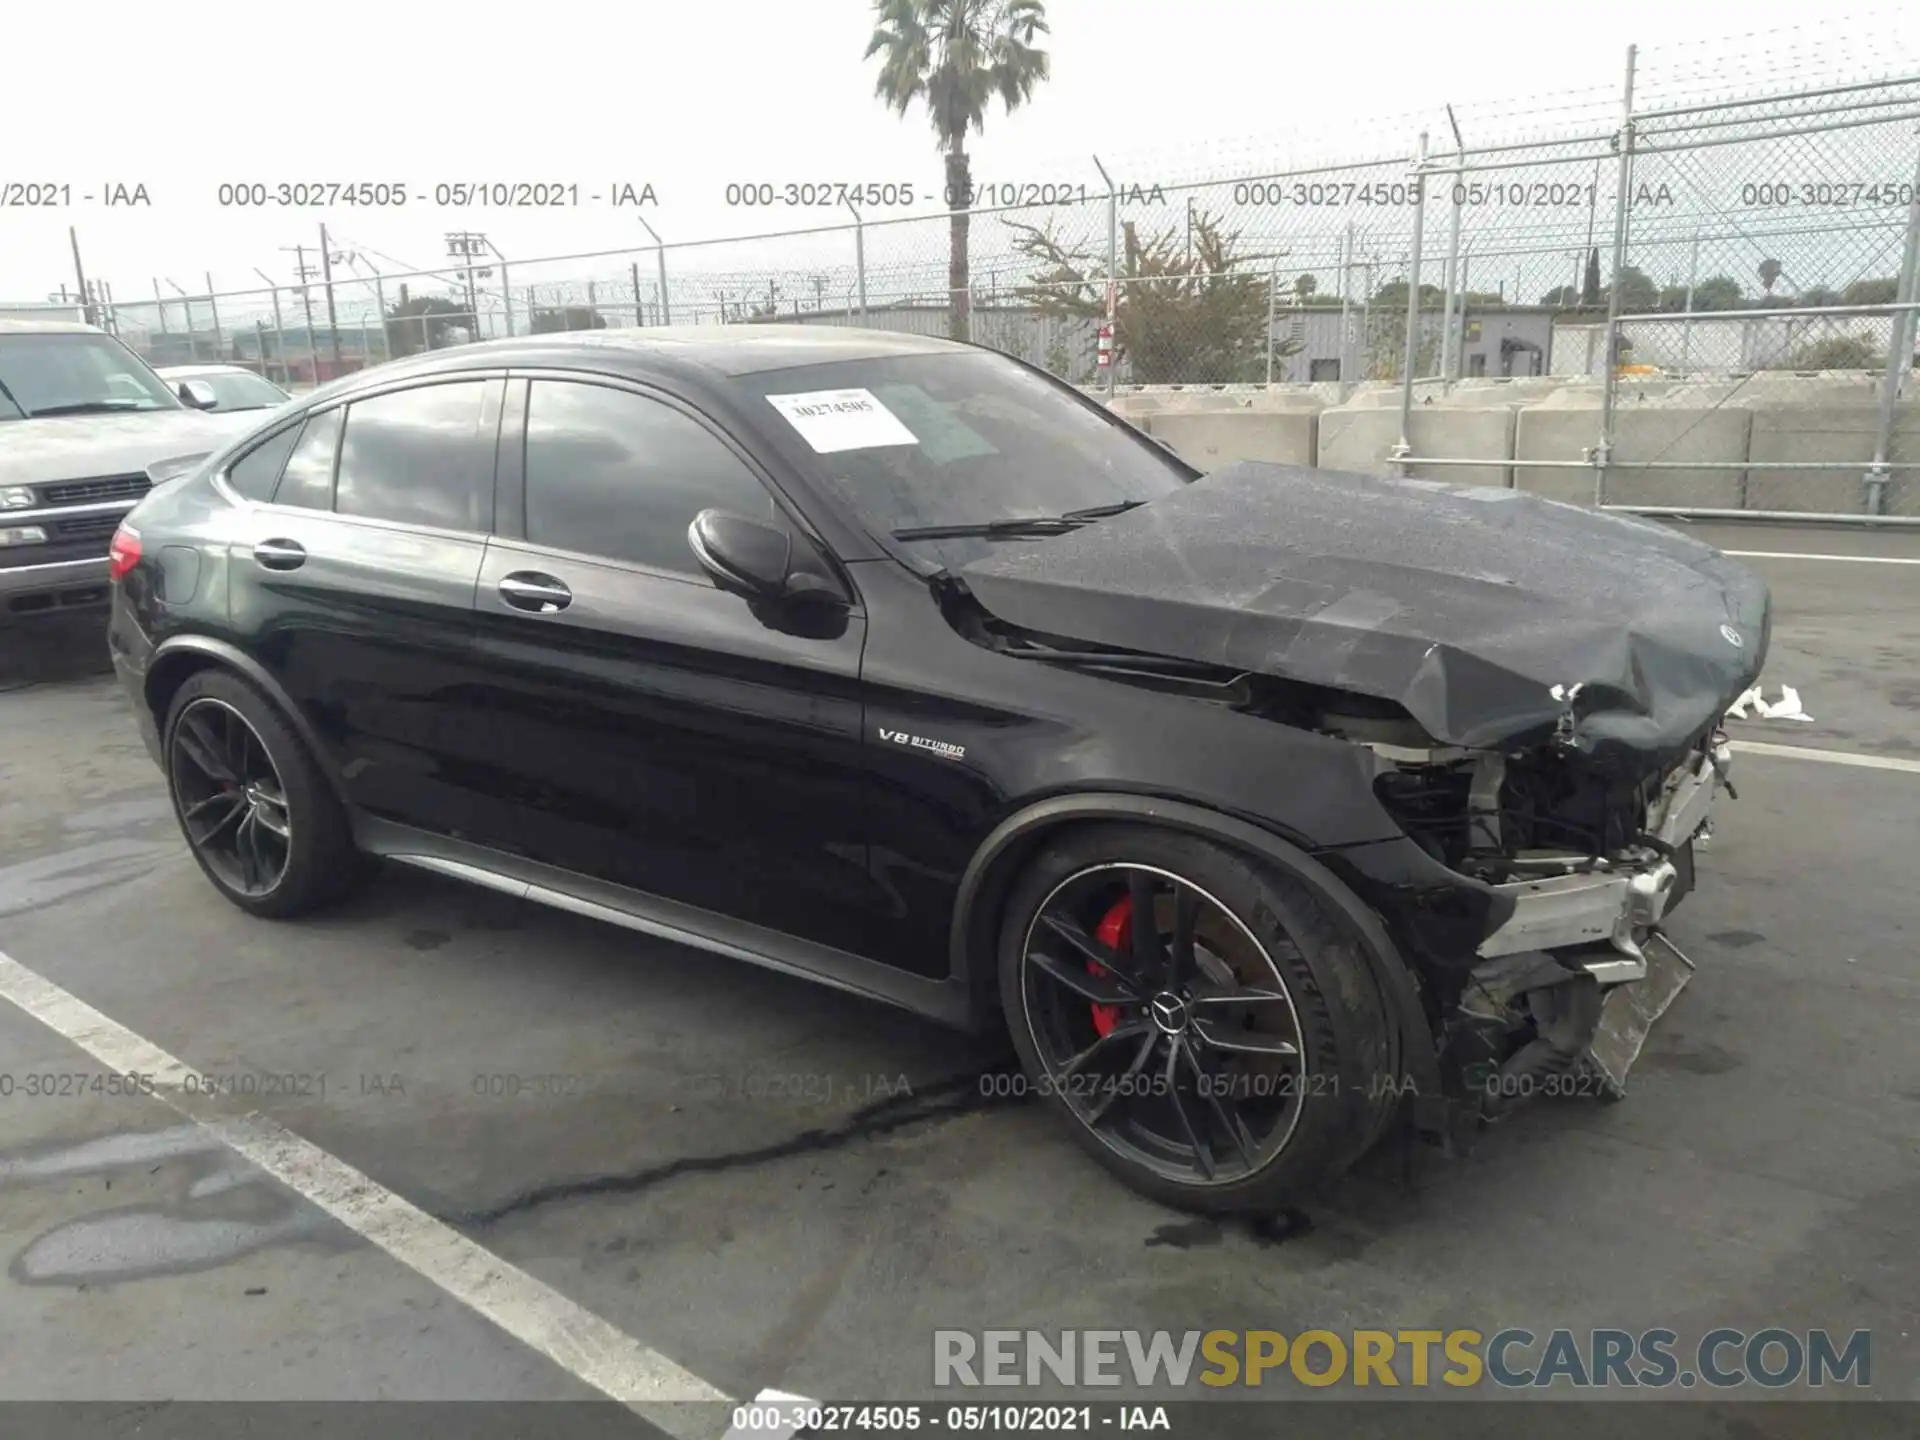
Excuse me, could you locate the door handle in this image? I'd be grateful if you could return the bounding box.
[498,571,572,614]
[253,538,306,570]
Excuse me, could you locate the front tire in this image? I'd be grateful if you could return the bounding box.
[163,669,365,919]
[997,824,1400,1214]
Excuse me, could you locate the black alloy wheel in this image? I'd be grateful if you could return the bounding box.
[999,826,1400,1213]
[169,696,293,897]
[1020,862,1310,1187]
[162,668,368,918]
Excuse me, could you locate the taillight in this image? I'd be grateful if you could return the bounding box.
[108,524,142,582]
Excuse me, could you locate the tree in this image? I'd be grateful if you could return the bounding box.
[1370,280,1445,309]
[1841,276,1899,306]
[1692,275,1744,311]
[1658,274,1743,312]
[1540,284,1586,307]
[1581,247,1602,307]
[1042,335,1078,382]
[1799,284,1842,308]
[1007,207,1300,383]
[1293,273,1318,303]
[1781,334,1881,370]
[1757,257,1783,294]
[529,305,608,334]
[384,291,473,358]
[1605,264,1658,313]
[866,0,1051,343]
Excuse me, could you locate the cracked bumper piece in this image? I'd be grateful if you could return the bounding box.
[1470,742,1729,1100]
[1475,742,1729,973]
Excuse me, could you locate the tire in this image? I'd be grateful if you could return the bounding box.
[996,823,1400,1214]
[162,668,367,919]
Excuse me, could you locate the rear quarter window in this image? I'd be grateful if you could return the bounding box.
[224,424,303,502]
[272,409,345,510]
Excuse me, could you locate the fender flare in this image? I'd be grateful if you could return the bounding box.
[145,635,351,808]
[949,792,1441,1100]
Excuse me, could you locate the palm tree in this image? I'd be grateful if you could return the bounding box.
[866,0,1051,342]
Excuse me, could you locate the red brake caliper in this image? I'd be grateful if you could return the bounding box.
[1088,894,1132,1037]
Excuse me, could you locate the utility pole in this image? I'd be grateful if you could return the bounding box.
[69,228,95,327]
[318,224,343,369]
[279,245,321,383]
[254,267,287,383]
[444,231,489,341]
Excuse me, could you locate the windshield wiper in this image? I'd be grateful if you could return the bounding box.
[890,516,1087,541]
[890,499,1151,543]
[28,399,156,417]
[1059,499,1150,521]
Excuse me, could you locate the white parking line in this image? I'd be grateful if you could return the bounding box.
[1732,739,1920,774]
[0,949,733,1432]
[1722,550,1920,566]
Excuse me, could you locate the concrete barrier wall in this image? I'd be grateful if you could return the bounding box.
[1313,407,1402,476]
[1514,406,1751,507]
[1144,410,1317,467]
[1746,406,1883,513]
[1101,381,1913,513]
[1317,405,1515,487]
[1744,405,1920,513]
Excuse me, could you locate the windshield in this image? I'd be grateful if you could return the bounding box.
[734,350,1193,571]
[182,370,291,411]
[0,333,181,420]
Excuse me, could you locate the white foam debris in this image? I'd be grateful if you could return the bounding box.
[1727,684,1814,723]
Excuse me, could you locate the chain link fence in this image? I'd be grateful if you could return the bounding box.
[72,42,1920,520]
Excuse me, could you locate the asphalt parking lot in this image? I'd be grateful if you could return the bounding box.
[0,519,1916,1432]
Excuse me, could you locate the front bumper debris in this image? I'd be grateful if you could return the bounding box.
[1475,739,1729,973]
[1462,737,1732,1103]
[1584,930,1696,1094]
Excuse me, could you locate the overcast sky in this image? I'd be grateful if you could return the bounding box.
[4,0,1915,307]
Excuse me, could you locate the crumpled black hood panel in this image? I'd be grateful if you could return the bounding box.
[960,463,1771,772]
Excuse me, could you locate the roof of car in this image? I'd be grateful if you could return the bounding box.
[497,324,966,371]
[292,324,992,416]
[0,318,106,336]
[347,324,967,385]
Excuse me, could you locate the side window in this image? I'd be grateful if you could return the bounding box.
[272,408,344,510]
[523,380,777,573]
[336,381,492,531]
[224,423,302,502]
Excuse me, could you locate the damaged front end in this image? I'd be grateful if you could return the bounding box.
[954,580,1744,1128]
[1354,699,1735,1116]
[954,461,1772,1132]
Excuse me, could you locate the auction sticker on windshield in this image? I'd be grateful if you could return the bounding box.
[767,388,918,453]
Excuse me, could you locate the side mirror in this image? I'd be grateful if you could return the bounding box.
[688,508,847,608]
[179,379,219,410]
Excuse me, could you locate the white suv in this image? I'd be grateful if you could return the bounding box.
[0,320,256,626]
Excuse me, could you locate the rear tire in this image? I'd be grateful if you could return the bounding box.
[163,669,367,919]
[996,824,1400,1214]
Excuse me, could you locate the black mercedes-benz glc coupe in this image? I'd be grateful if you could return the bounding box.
[107,327,1768,1212]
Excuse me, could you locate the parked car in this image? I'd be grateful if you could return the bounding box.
[0,320,260,625]
[105,327,1768,1212]
[155,363,291,413]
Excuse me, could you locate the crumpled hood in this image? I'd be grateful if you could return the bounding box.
[0,410,259,488]
[960,462,1771,773]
